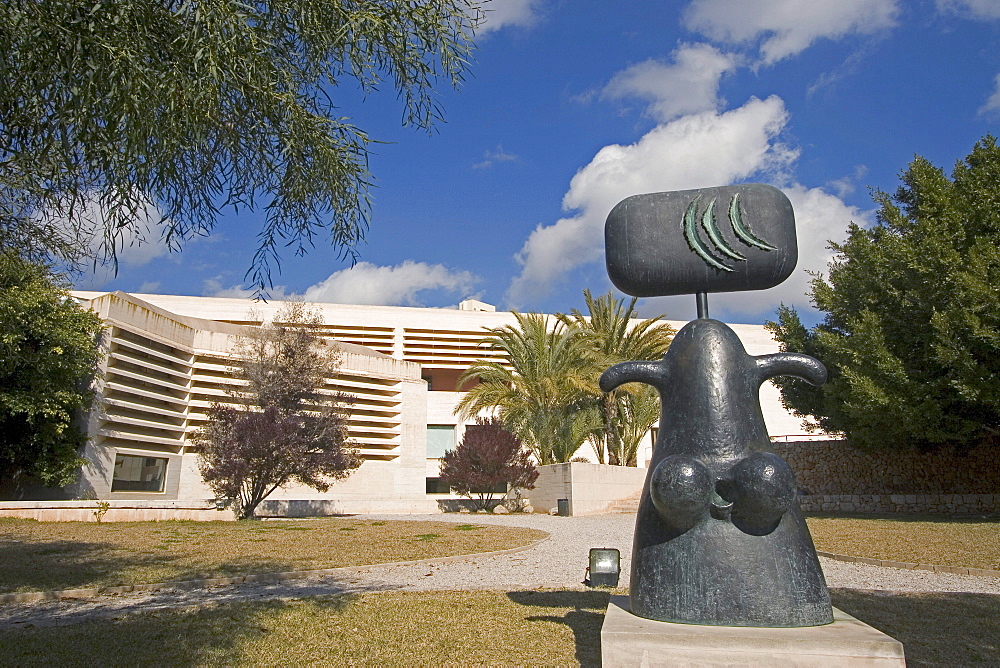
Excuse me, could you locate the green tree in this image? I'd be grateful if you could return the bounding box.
[197,302,360,519]
[0,1,480,289]
[767,135,1000,452]
[0,253,104,490]
[457,312,600,465]
[559,290,675,465]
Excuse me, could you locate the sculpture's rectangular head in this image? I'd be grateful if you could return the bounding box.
[605,184,797,297]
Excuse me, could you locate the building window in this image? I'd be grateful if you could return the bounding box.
[426,477,451,494]
[471,482,508,494]
[426,425,455,458]
[112,454,167,492]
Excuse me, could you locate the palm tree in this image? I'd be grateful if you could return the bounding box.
[457,312,600,465]
[614,385,661,467]
[559,290,675,465]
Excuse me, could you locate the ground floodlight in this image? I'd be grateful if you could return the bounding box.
[588,548,620,587]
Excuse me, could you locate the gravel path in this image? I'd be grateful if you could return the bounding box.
[1,513,997,629]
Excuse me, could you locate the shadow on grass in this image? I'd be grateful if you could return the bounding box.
[0,539,297,593]
[507,589,611,668]
[831,588,1000,666]
[0,594,358,667]
[503,588,1000,666]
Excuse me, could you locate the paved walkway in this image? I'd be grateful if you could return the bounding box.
[1,513,997,630]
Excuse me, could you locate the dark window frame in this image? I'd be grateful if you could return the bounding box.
[112,454,168,493]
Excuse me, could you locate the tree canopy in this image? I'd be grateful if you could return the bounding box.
[0,253,104,490]
[458,291,674,465]
[457,311,600,465]
[197,302,360,518]
[767,135,1000,452]
[559,290,674,465]
[0,1,480,290]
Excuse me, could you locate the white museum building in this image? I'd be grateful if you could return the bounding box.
[55,290,815,515]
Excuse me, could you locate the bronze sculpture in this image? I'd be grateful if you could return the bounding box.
[602,183,833,627]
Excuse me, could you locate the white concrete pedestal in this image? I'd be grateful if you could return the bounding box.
[601,596,904,667]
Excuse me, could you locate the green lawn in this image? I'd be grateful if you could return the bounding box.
[0,518,547,593]
[806,514,1000,570]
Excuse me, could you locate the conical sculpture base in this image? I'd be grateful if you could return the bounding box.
[601,318,833,627]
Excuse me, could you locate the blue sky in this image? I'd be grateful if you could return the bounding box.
[77,0,1000,325]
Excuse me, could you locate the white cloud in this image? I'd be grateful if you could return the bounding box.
[202,278,259,300]
[477,0,543,33]
[136,281,161,293]
[203,261,479,306]
[683,0,899,65]
[299,261,479,306]
[714,185,870,317]
[601,44,740,122]
[67,193,170,288]
[506,96,798,307]
[937,0,1000,20]
[827,165,869,199]
[97,217,168,268]
[473,144,518,169]
[979,73,1000,117]
[45,190,167,269]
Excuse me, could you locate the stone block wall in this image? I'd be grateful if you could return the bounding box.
[771,440,1000,514]
[797,493,998,515]
[0,500,233,522]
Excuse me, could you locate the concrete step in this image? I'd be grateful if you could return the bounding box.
[605,491,642,514]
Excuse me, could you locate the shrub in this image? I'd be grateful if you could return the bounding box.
[439,418,538,511]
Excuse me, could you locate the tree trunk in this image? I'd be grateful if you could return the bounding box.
[603,392,623,465]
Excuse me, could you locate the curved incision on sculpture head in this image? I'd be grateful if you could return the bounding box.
[683,195,733,272]
[701,198,746,262]
[728,193,778,252]
[683,193,779,272]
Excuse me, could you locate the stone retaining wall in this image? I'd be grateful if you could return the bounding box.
[798,493,999,515]
[0,500,232,522]
[770,440,1000,514]
[771,441,1000,495]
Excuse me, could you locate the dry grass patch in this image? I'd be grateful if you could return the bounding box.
[806,515,1000,569]
[1,587,996,666]
[0,518,547,594]
[831,589,1000,666]
[0,589,609,667]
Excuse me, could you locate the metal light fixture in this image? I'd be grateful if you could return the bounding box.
[587,548,621,587]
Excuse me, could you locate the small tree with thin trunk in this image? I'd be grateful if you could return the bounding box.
[196,302,360,519]
[438,418,538,511]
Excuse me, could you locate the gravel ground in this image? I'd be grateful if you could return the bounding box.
[1,512,998,629]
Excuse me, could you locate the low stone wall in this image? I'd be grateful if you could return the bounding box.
[0,500,232,522]
[771,440,1000,495]
[770,440,1000,514]
[530,462,646,516]
[256,497,438,516]
[799,493,999,515]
